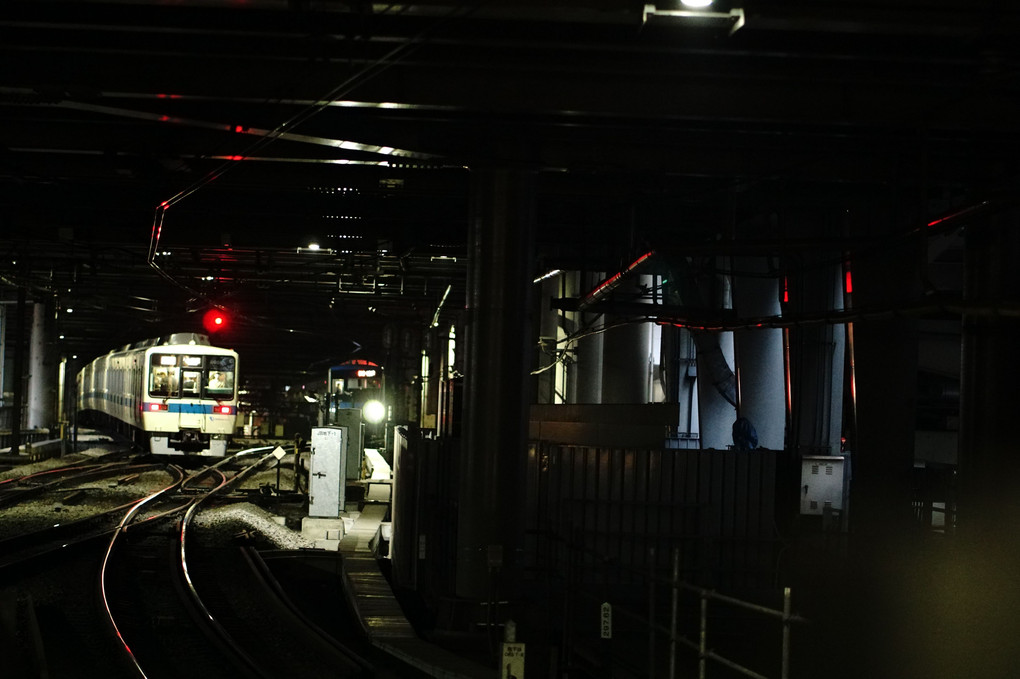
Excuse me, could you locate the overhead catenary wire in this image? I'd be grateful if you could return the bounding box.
[147,1,486,289]
[144,1,486,346]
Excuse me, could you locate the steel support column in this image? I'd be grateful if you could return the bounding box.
[927,206,1020,679]
[960,208,1020,531]
[848,237,918,535]
[457,168,534,600]
[787,261,846,457]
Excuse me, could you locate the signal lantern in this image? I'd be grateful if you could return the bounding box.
[202,308,229,334]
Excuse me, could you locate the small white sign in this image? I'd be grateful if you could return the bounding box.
[501,642,525,678]
[600,602,612,639]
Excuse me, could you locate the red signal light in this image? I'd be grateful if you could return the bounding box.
[202,308,229,333]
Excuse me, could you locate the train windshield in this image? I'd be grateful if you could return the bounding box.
[204,355,236,397]
[149,354,235,399]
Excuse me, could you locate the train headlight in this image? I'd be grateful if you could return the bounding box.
[363,399,385,424]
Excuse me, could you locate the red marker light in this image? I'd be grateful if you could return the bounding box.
[217,405,233,415]
[845,270,853,294]
[202,308,229,333]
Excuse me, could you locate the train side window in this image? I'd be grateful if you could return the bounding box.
[151,368,170,396]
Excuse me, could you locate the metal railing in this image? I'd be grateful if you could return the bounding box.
[651,546,806,679]
[0,427,50,456]
[552,534,808,679]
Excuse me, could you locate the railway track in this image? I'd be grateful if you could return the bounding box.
[2,446,425,678]
[0,447,142,510]
[0,464,186,573]
[100,447,282,678]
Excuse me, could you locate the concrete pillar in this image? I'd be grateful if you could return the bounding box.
[457,168,534,600]
[732,257,787,450]
[574,271,604,404]
[601,321,652,403]
[601,275,654,404]
[696,263,736,449]
[9,287,27,449]
[28,300,58,430]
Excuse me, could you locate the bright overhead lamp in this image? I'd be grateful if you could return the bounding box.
[642,3,745,34]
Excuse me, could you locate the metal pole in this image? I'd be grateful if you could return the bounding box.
[781,587,791,679]
[669,547,679,679]
[699,592,708,679]
[648,547,656,679]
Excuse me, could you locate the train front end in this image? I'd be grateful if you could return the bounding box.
[141,346,238,456]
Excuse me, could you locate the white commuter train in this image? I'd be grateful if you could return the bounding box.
[76,332,238,456]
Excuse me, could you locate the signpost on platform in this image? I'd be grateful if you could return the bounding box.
[501,642,525,678]
[601,602,613,677]
[601,602,612,639]
[501,619,525,678]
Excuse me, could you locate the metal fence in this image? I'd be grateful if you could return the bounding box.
[550,535,807,679]
[0,403,48,455]
[526,443,791,593]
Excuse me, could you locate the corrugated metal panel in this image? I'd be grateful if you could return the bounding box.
[528,444,781,591]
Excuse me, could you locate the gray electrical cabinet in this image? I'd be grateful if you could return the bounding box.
[309,426,347,518]
[331,408,364,480]
[800,455,849,516]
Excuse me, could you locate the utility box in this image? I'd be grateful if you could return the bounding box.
[309,426,347,518]
[800,455,849,516]
[331,408,364,480]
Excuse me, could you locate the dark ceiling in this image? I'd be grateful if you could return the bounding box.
[2,0,1019,384]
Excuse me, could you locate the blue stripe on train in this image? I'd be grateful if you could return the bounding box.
[82,392,231,414]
